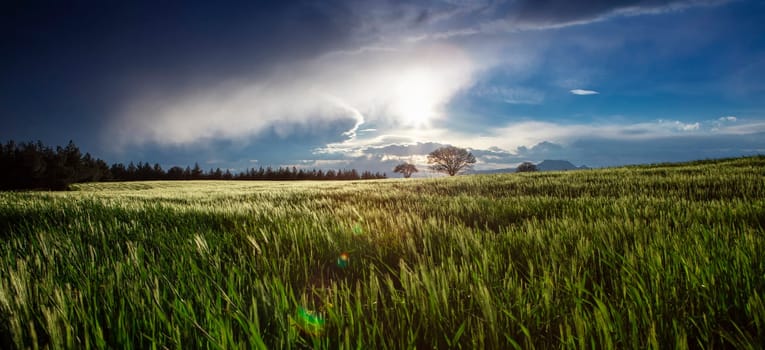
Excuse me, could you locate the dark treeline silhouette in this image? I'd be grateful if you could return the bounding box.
[114,162,386,181]
[1,140,386,190]
[1,140,110,190]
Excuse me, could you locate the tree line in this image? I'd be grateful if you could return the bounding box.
[112,163,386,182]
[0,140,386,190]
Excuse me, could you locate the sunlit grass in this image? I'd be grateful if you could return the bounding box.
[1,156,764,348]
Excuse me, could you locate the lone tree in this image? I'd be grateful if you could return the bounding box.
[517,161,538,172]
[427,146,476,176]
[393,162,418,178]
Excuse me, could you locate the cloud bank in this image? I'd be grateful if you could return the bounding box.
[112,43,475,147]
[267,114,757,177]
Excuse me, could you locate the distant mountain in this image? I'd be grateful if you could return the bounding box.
[472,160,589,174]
[536,160,589,171]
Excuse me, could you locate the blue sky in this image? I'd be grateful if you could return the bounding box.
[2,0,764,175]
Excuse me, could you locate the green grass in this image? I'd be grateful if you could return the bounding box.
[1,156,764,349]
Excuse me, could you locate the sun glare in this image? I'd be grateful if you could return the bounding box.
[393,70,439,128]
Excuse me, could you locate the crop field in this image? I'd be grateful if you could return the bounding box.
[1,156,764,349]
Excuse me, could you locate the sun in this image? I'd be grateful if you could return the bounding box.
[393,69,440,128]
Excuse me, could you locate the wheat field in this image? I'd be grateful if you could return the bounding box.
[1,156,764,349]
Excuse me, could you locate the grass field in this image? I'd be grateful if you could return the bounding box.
[1,156,764,349]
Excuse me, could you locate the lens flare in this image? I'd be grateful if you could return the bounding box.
[294,306,325,336]
[336,252,349,268]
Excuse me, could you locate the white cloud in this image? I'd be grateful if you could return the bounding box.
[719,116,737,122]
[570,89,599,95]
[675,121,700,131]
[112,43,477,148]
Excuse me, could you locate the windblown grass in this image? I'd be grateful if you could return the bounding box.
[1,156,763,348]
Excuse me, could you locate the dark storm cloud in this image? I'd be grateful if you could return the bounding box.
[1,1,359,90]
[0,1,359,119]
[0,0,366,151]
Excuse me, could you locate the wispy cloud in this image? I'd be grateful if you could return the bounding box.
[409,0,733,40]
[719,116,737,121]
[472,86,545,104]
[511,0,733,30]
[570,89,599,95]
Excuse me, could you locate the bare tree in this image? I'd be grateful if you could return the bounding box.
[516,161,538,172]
[427,146,476,176]
[393,163,418,178]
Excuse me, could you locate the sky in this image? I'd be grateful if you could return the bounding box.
[2,0,764,176]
